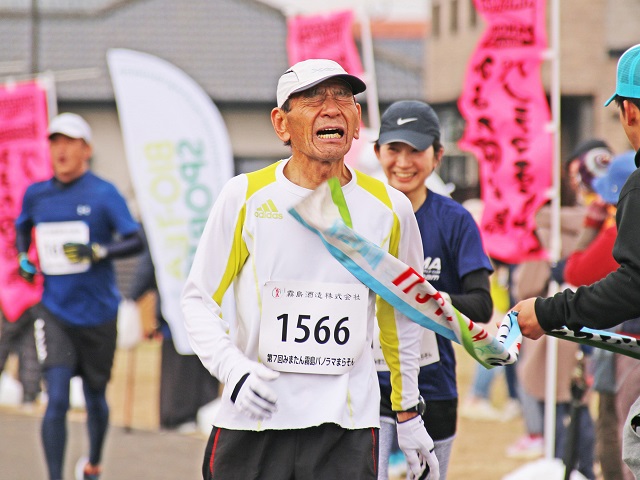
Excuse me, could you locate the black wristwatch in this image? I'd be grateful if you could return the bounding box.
[398,395,426,416]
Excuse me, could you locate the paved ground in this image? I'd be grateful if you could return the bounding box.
[0,338,538,480]
[0,336,208,480]
[0,407,207,479]
[0,403,528,480]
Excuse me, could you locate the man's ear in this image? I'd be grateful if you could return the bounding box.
[628,100,640,124]
[271,108,291,144]
[84,142,93,161]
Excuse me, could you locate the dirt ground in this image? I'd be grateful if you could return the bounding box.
[446,345,530,480]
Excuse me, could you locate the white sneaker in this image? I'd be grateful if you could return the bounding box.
[506,435,544,459]
[460,397,501,421]
[501,399,521,421]
[75,456,100,480]
[176,421,198,434]
[75,456,88,480]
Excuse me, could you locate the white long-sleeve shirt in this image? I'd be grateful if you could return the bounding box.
[181,159,424,430]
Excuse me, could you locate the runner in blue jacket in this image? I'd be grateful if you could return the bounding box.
[15,112,142,480]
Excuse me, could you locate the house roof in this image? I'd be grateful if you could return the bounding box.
[1,0,424,104]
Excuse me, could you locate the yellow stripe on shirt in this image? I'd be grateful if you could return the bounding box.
[356,171,408,411]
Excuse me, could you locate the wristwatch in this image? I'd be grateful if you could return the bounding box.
[398,395,426,416]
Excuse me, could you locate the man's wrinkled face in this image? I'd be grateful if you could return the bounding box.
[273,78,361,164]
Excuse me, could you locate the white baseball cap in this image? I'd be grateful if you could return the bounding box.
[48,112,92,143]
[276,59,366,108]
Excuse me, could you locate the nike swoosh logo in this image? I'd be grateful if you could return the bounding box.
[397,117,418,125]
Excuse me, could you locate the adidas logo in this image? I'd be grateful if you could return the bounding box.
[254,199,283,219]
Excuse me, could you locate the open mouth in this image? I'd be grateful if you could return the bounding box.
[316,128,344,139]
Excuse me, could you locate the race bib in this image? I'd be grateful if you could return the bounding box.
[35,221,90,275]
[259,280,368,375]
[373,322,440,372]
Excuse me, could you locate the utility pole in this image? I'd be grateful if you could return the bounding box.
[31,0,40,74]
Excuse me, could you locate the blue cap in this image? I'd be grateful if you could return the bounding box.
[592,150,636,204]
[605,44,640,106]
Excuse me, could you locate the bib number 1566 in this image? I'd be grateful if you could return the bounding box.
[277,314,350,345]
[259,280,367,374]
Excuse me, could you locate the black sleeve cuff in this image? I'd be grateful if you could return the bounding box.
[230,373,250,403]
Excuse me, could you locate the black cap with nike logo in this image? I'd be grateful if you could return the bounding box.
[377,100,441,151]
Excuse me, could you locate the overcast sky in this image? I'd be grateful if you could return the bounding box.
[255,0,429,21]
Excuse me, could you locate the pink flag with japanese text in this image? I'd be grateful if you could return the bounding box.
[287,10,365,168]
[287,10,363,77]
[0,80,51,321]
[458,0,551,264]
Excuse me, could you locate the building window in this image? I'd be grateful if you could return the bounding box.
[450,0,459,33]
[432,2,441,38]
[469,0,477,27]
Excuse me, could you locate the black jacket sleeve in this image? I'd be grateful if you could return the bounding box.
[15,221,33,254]
[536,161,640,331]
[104,229,144,259]
[449,268,493,323]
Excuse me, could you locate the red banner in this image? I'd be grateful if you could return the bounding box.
[287,10,363,77]
[0,80,51,321]
[458,0,551,264]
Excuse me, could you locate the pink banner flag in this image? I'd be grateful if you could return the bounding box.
[458,0,551,264]
[287,10,365,168]
[287,10,363,77]
[0,80,51,321]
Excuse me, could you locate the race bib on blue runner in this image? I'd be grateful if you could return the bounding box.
[35,221,90,275]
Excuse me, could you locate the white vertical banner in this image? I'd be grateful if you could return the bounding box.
[107,48,234,354]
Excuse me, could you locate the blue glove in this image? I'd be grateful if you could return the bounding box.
[18,252,36,282]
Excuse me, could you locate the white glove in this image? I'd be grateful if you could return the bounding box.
[231,364,280,420]
[396,415,440,480]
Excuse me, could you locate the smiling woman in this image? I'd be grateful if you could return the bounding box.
[373,100,494,480]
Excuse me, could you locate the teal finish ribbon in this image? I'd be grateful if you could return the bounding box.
[289,178,521,369]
